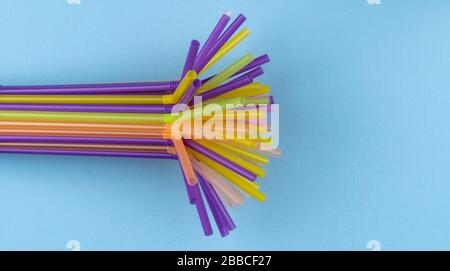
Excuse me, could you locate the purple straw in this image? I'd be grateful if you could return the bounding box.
[230,67,264,83]
[198,173,229,237]
[191,182,213,236]
[181,40,200,78]
[95,91,172,95]
[179,160,197,205]
[196,75,253,103]
[179,79,202,105]
[193,12,231,73]
[184,140,257,181]
[203,175,236,231]
[0,136,171,146]
[201,54,270,85]
[0,148,176,159]
[196,14,246,73]
[234,54,270,78]
[0,81,179,95]
[0,104,173,113]
[1,80,174,89]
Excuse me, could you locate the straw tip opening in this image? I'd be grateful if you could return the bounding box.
[191,39,200,47]
[193,79,202,88]
[186,70,198,80]
[188,177,198,186]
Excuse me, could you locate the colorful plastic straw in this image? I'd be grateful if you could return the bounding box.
[0,12,279,237]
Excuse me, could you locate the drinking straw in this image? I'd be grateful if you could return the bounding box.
[1,80,175,89]
[225,138,259,149]
[216,84,270,99]
[179,160,197,204]
[224,180,247,204]
[269,96,275,105]
[0,111,167,124]
[196,76,253,103]
[190,182,213,236]
[172,139,197,185]
[188,148,260,191]
[211,185,239,209]
[231,67,264,82]
[241,96,272,106]
[199,174,236,231]
[185,140,257,181]
[187,148,266,202]
[0,72,196,105]
[171,96,271,124]
[257,148,282,158]
[0,81,179,95]
[0,135,171,145]
[199,28,251,75]
[196,14,247,73]
[192,11,231,73]
[215,188,238,208]
[0,148,176,159]
[181,40,200,78]
[200,96,271,111]
[0,122,262,141]
[0,120,166,131]
[95,90,172,95]
[198,173,229,237]
[234,54,270,76]
[211,141,269,165]
[0,95,165,105]
[170,128,259,147]
[163,70,197,104]
[0,128,164,138]
[0,104,173,113]
[0,97,270,125]
[198,53,255,93]
[0,142,175,153]
[0,121,172,139]
[190,156,245,206]
[207,179,236,231]
[193,140,266,177]
[200,54,269,85]
[178,79,201,105]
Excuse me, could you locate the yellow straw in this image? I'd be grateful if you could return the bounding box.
[163,70,197,104]
[217,84,270,99]
[197,53,255,93]
[0,110,166,124]
[199,28,251,75]
[0,71,197,105]
[216,142,269,165]
[188,147,260,192]
[195,140,266,177]
[188,148,266,202]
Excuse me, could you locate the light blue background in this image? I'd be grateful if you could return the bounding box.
[0,0,449,250]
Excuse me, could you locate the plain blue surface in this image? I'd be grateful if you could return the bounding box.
[0,0,449,250]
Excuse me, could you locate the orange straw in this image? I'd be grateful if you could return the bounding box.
[171,139,197,185]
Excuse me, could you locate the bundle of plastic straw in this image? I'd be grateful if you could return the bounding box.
[0,11,280,237]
